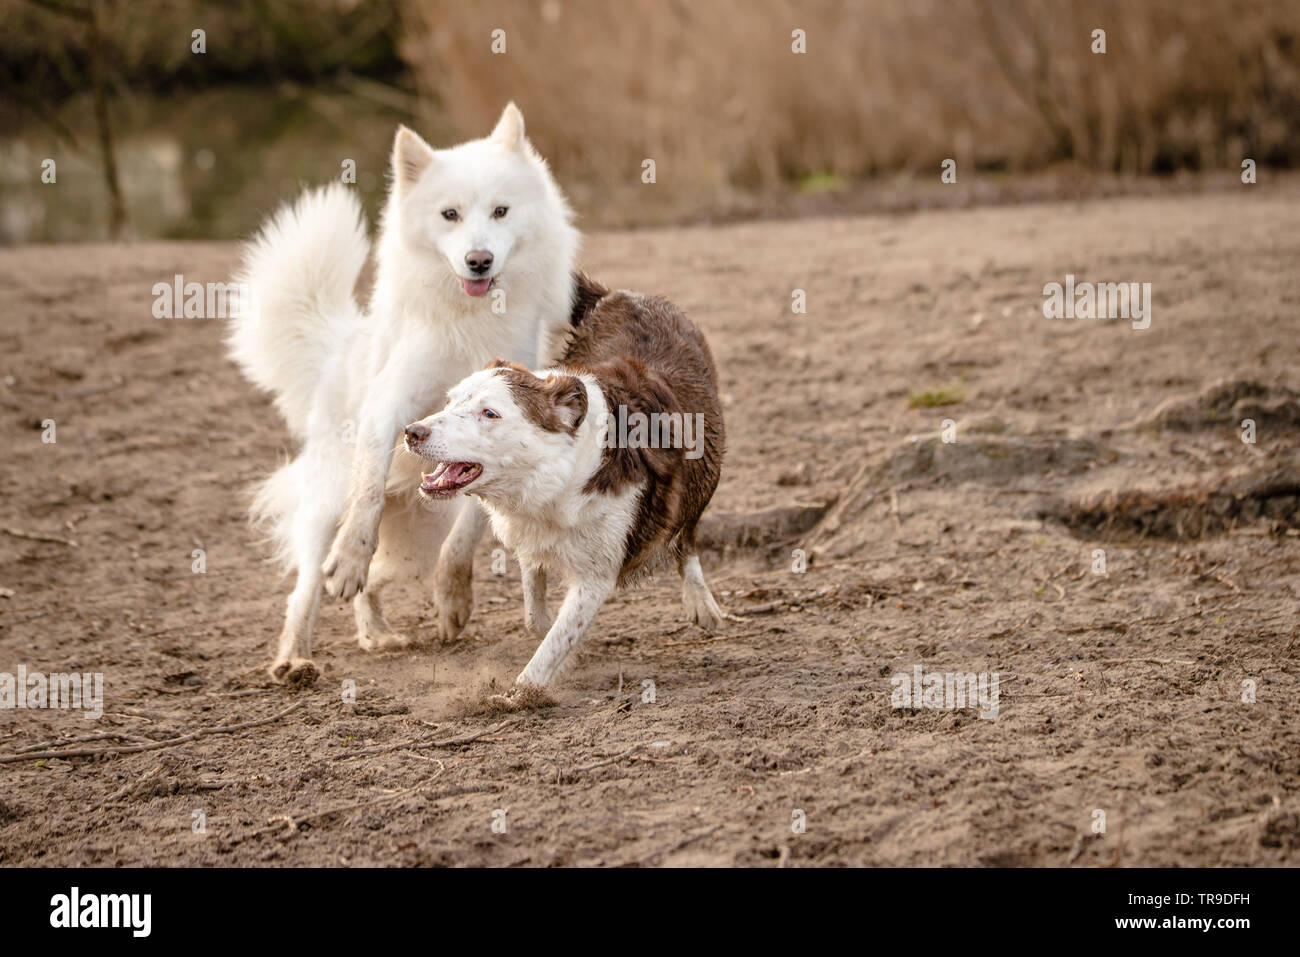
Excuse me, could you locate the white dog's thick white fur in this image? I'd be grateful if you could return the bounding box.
[229,104,579,682]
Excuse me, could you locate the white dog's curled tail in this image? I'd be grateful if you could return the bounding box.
[228,183,369,440]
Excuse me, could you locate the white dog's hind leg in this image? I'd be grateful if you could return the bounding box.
[270,497,339,684]
[273,568,323,684]
[354,492,459,650]
[352,588,409,652]
[263,445,348,684]
[351,499,409,651]
[515,576,615,688]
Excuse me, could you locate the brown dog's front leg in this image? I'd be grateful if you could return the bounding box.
[515,576,615,688]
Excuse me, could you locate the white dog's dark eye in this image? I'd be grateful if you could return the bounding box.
[441,209,458,221]
[492,206,508,219]
[482,408,500,419]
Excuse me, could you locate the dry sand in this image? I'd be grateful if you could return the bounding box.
[1,186,1298,865]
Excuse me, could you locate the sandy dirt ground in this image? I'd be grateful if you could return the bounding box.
[1,186,1299,867]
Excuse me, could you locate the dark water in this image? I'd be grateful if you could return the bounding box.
[0,83,431,244]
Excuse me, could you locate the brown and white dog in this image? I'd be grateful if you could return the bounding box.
[402,275,726,688]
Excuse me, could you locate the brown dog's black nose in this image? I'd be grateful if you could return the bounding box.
[465,250,494,275]
[405,422,431,445]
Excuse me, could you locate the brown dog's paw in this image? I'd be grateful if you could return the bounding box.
[683,585,724,632]
[481,682,555,714]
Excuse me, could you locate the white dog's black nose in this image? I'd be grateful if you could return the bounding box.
[465,250,493,275]
[405,422,431,446]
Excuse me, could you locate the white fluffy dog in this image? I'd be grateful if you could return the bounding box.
[228,104,579,683]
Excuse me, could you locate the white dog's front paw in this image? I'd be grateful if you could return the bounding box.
[269,656,321,686]
[356,631,414,653]
[323,535,370,600]
[524,611,553,639]
[434,562,474,640]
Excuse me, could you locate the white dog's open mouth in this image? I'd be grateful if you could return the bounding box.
[420,461,483,497]
[461,276,495,297]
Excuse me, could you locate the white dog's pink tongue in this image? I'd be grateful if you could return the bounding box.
[461,277,491,297]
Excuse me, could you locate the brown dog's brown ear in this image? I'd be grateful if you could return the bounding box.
[545,374,587,433]
[488,357,534,375]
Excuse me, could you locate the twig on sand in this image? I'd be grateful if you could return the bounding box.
[1066,833,1088,865]
[556,743,654,783]
[653,824,723,862]
[730,585,838,617]
[3,526,77,547]
[1033,574,1066,601]
[1059,609,1208,635]
[662,632,764,648]
[249,781,499,843]
[0,701,304,764]
[14,730,156,753]
[1213,572,1241,593]
[1095,656,1197,667]
[333,717,522,760]
[566,744,642,777]
[102,708,188,722]
[97,764,166,807]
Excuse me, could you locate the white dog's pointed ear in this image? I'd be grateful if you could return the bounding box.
[490,102,526,152]
[392,125,435,188]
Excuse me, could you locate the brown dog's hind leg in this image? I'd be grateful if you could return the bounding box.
[677,522,724,632]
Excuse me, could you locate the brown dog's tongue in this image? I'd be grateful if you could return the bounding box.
[421,463,450,491]
[422,462,477,492]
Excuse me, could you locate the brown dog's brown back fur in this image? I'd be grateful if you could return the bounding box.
[562,273,725,583]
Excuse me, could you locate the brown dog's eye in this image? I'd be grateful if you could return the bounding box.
[442,209,458,221]
[492,206,508,219]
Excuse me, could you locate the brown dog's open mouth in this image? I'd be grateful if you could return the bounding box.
[419,462,483,497]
